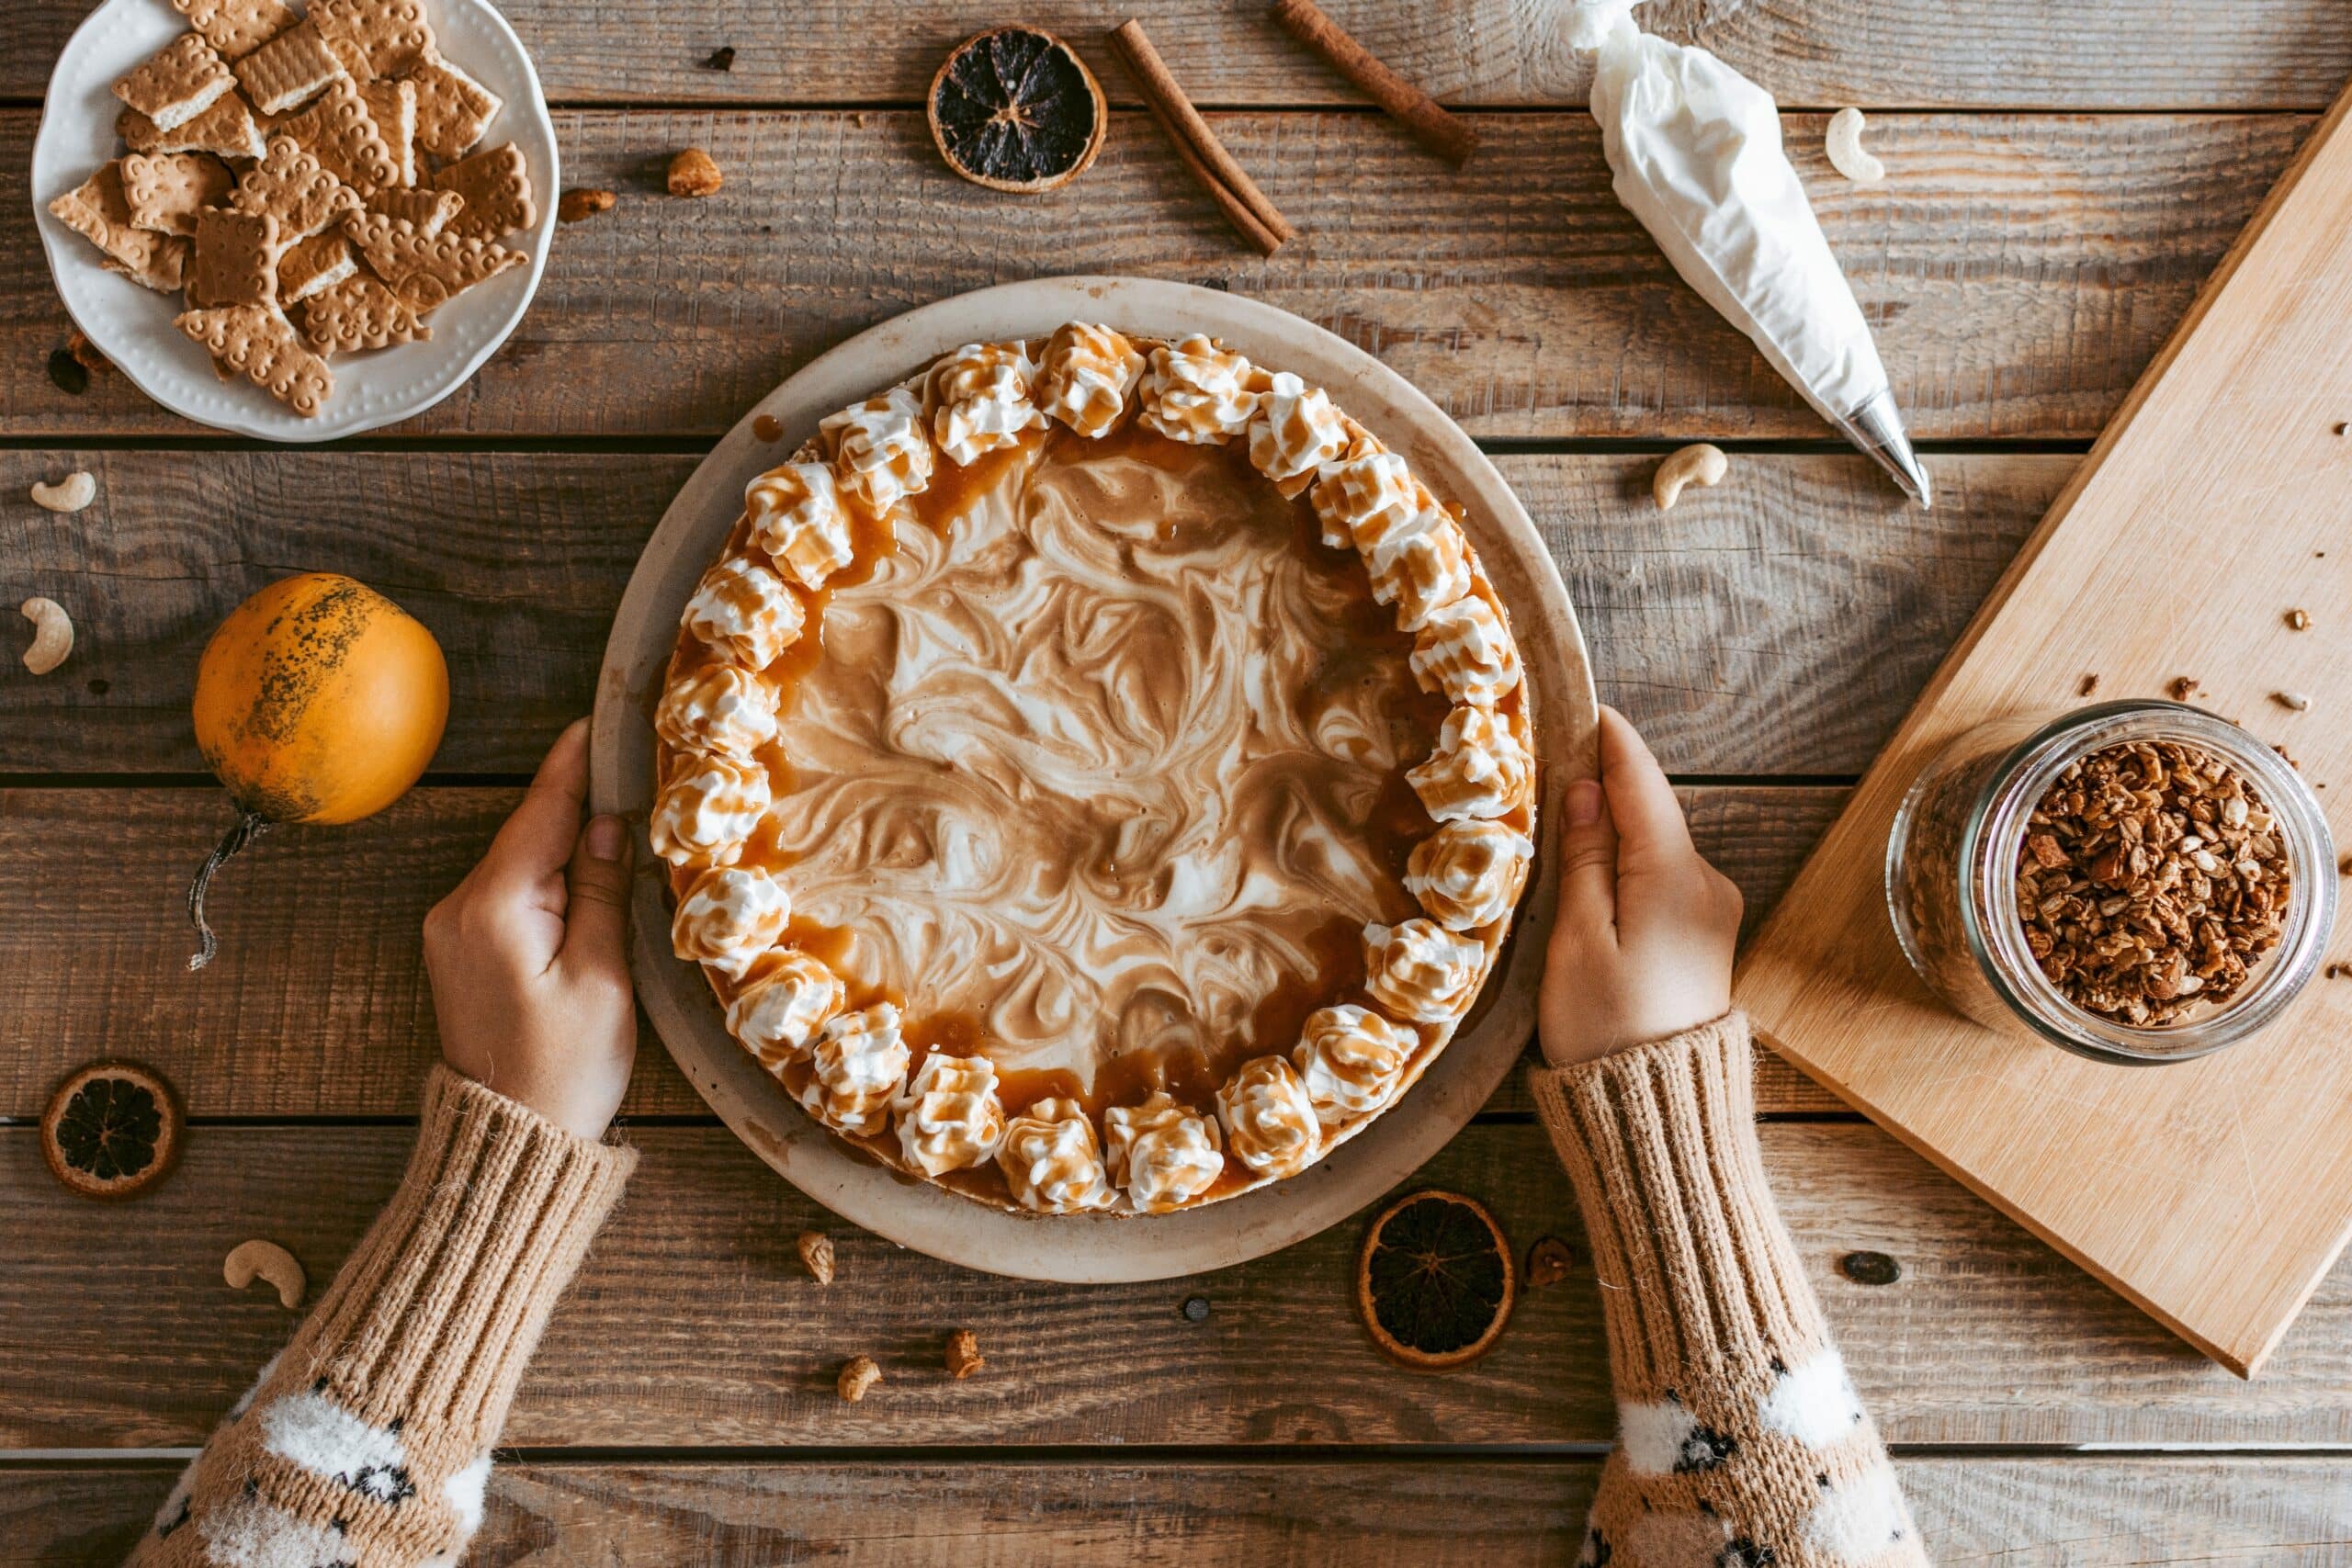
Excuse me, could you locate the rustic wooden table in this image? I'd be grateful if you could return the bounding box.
[7,2,2352,1560]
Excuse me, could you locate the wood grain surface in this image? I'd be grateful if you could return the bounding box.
[5,1,2350,110]
[8,1122,2352,1450]
[0,450,2065,778]
[8,1455,2350,1567]
[4,111,2302,441]
[0,785,1844,1119]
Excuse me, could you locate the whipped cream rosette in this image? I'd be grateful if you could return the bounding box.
[1408,704,1533,823]
[683,554,806,669]
[894,1053,1009,1176]
[745,461,855,589]
[650,750,770,867]
[1311,449,1415,551]
[654,663,780,760]
[1215,1055,1322,1178]
[1248,371,1349,498]
[930,341,1046,466]
[799,1002,910,1134]
[1412,594,1522,706]
[1035,321,1146,438]
[998,1097,1120,1213]
[672,864,792,978]
[1104,1092,1226,1213]
[1407,820,1534,931]
[658,322,1541,1215]
[1136,333,1258,444]
[1363,918,1487,1022]
[820,385,935,513]
[727,948,846,1070]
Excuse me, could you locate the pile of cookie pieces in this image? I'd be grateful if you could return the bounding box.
[46,0,537,417]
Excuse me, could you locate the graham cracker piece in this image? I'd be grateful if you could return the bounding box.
[175,305,333,415]
[367,185,462,236]
[48,163,191,291]
[405,49,501,160]
[278,231,356,303]
[190,207,282,309]
[274,77,399,196]
[232,18,350,114]
[114,33,237,133]
[231,136,363,240]
[168,0,298,60]
[360,78,418,186]
[303,272,431,351]
[120,152,233,237]
[311,0,435,79]
[343,211,523,309]
[431,141,534,243]
[119,93,267,161]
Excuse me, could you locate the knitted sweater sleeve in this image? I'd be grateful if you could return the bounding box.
[1528,1013,1932,1568]
[126,1066,638,1568]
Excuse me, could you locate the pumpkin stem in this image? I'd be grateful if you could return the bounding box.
[186,807,271,972]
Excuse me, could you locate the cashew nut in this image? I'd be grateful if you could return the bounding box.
[224,1238,306,1309]
[1826,107,1885,185]
[1652,444,1729,511]
[30,471,96,513]
[19,598,72,675]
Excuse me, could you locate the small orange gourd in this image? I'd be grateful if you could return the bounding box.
[186,573,449,969]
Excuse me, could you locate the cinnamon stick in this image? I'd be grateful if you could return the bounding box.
[1110,18,1295,255]
[1270,0,1477,166]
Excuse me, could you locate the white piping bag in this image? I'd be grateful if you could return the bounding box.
[1572,2,1930,506]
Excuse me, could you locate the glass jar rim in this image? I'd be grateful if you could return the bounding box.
[1955,701,2337,1064]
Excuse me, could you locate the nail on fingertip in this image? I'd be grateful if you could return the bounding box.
[1567,778,1603,826]
[586,815,625,862]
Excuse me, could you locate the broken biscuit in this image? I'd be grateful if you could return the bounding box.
[231,136,363,240]
[311,0,435,79]
[303,272,431,351]
[120,152,233,237]
[232,18,350,115]
[273,76,399,196]
[405,48,501,160]
[343,211,523,308]
[190,207,282,310]
[48,163,191,292]
[175,305,333,415]
[277,231,356,304]
[119,93,267,161]
[432,141,534,243]
[114,33,237,133]
[169,0,298,59]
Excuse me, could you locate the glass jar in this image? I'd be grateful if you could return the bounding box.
[1886,701,2336,1064]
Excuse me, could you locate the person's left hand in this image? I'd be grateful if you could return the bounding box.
[423,718,637,1140]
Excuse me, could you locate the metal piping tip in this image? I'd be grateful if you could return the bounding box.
[1835,386,1933,509]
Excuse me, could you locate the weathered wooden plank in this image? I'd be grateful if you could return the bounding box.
[6,1120,2352,1448]
[5,110,2301,440]
[6,1,2349,111]
[0,450,2064,777]
[10,1455,2352,1567]
[0,785,1847,1119]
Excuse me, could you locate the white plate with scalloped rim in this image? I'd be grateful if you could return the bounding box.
[30,0,556,440]
[593,277,1600,1283]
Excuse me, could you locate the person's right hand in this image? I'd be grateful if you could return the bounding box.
[1538,706,1744,1068]
[424,717,638,1140]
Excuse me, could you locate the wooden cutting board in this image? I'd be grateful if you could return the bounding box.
[1735,79,2352,1377]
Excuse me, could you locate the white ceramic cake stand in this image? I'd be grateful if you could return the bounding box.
[591,276,1597,1282]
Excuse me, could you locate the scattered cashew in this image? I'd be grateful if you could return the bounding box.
[224,1238,306,1309]
[1826,107,1885,185]
[1652,444,1729,511]
[797,1229,835,1284]
[30,471,95,513]
[837,1354,882,1403]
[19,598,72,675]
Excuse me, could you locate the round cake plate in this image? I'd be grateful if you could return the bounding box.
[592,276,1598,1282]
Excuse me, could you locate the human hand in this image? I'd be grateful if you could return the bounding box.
[1539,706,1743,1068]
[424,718,637,1139]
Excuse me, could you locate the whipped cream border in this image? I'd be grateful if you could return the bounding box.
[657,323,1536,1217]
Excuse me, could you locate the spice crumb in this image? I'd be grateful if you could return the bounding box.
[2165,676,2199,703]
[2274,691,2313,712]
[2077,673,2100,697]
[2287,608,2312,631]
[705,45,736,70]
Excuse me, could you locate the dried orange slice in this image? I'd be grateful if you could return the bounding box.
[41,1062,183,1200]
[927,27,1107,194]
[1356,1189,1515,1369]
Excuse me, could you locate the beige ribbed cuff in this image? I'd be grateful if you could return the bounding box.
[1528,1013,1828,1400]
[292,1066,638,1462]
